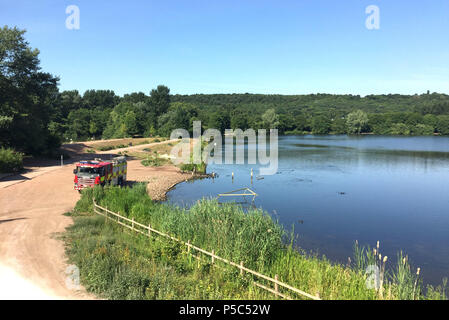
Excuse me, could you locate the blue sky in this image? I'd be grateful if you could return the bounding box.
[1,0,449,96]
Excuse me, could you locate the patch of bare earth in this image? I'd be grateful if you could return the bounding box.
[126,160,194,201]
[0,138,196,299]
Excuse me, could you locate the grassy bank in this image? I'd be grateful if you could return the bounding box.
[64,184,447,300]
[64,214,274,299]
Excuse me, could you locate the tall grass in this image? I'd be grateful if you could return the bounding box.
[71,184,448,300]
[141,155,164,167]
[64,214,273,299]
[389,252,422,300]
[76,184,283,270]
[352,240,447,300]
[180,162,207,174]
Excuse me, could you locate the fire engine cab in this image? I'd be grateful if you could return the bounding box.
[73,156,127,191]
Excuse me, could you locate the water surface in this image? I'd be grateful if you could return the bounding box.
[168,135,449,285]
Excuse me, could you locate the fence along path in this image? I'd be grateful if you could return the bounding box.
[93,200,321,300]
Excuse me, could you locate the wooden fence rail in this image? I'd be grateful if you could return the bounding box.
[92,200,321,300]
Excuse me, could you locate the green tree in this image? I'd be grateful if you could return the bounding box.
[57,90,83,120]
[66,108,91,140]
[390,123,410,135]
[413,124,434,136]
[405,112,423,127]
[122,92,148,104]
[149,85,170,120]
[436,115,449,135]
[157,103,198,137]
[230,111,249,130]
[124,110,138,136]
[208,108,230,133]
[423,114,437,129]
[294,114,309,132]
[0,26,59,154]
[311,115,331,134]
[261,108,280,129]
[278,114,295,134]
[102,102,135,139]
[346,110,369,134]
[83,89,118,109]
[89,121,98,137]
[331,117,347,134]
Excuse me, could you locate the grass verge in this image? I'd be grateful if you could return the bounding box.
[64,184,448,300]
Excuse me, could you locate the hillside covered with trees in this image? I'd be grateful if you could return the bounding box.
[41,88,449,145]
[2,26,449,163]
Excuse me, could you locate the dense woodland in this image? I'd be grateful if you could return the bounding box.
[2,26,449,159]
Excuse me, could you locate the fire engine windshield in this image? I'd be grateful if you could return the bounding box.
[77,167,100,174]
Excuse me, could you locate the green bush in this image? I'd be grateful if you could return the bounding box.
[0,147,24,173]
[389,123,411,135]
[412,124,434,136]
[180,161,207,174]
[141,156,163,167]
[98,144,127,151]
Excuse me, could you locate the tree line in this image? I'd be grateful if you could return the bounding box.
[2,26,449,158]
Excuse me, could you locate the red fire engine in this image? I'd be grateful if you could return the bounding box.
[73,156,127,191]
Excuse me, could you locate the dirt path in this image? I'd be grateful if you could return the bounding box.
[0,164,89,299]
[95,138,179,155]
[0,139,195,299]
[127,160,194,201]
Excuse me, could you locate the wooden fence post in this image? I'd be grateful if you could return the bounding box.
[275,274,279,294]
[90,202,320,300]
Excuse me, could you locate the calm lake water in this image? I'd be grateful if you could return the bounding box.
[167,135,449,286]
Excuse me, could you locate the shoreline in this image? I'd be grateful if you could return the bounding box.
[153,172,210,202]
[125,159,210,201]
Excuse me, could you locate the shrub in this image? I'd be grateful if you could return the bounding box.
[390,123,411,135]
[413,124,434,136]
[98,144,127,151]
[180,162,207,174]
[0,147,24,173]
[141,156,162,167]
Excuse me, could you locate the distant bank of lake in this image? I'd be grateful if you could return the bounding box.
[168,135,449,286]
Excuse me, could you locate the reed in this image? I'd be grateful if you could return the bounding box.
[70,184,448,300]
[63,214,274,299]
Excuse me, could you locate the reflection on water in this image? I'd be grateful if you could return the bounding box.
[168,135,449,286]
